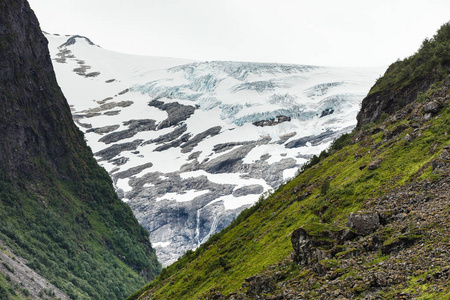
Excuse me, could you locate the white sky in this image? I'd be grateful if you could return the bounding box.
[28,0,450,67]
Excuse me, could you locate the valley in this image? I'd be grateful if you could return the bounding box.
[46,34,382,265]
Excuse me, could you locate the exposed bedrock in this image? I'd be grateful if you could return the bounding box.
[180,126,222,153]
[149,99,196,129]
[285,130,337,148]
[247,158,298,188]
[143,124,188,146]
[202,136,272,174]
[252,115,291,127]
[202,144,256,174]
[129,195,245,266]
[127,173,234,201]
[153,133,191,152]
[99,119,157,144]
[285,126,353,149]
[86,125,120,135]
[112,162,153,179]
[95,139,143,161]
[126,173,245,266]
[233,185,264,197]
[212,140,256,153]
[82,100,134,114]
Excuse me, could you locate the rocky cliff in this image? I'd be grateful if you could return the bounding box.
[0,1,160,299]
[128,22,450,300]
[0,0,81,182]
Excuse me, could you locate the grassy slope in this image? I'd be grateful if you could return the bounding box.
[129,22,450,300]
[0,149,161,299]
[130,96,449,300]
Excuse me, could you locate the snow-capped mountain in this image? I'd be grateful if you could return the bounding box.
[45,33,383,266]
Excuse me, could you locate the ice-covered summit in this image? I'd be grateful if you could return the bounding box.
[46,33,384,266]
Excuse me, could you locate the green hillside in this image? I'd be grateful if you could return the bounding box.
[0,1,160,299]
[0,159,161,299]
[128,22,450,300]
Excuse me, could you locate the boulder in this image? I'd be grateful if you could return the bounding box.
[291,228,332,266]
[404,133,413,142]
[245,275,277,296]
[347,212,380,236]
[368,159,381,170]
[423,101,441,114]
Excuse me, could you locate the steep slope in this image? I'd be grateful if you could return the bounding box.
[44,33,383,265]
[128,22,450,300]
[0,1,160,299]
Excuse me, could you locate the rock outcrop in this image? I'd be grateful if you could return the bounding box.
[253,115,291,127]
[356,72,435,129]
[0,0,83,182]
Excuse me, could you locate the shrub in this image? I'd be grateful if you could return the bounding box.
[321,178,331,195]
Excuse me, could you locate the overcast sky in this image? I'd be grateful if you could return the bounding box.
[28,0,450,67]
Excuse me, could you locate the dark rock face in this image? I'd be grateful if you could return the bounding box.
[202,144,256,174]
[381,236,419,255]
[99,119,157,144]
[95,139,144,161]
[113,162,153,179]
[291,228,332,266]
[143,123,188,146]
[356,74,434,128]
[252,115,291,127]
[87,124,120,134]
[149,99,196,129]
[232,185,264,197]
[180,126,222,153]
[245,275,277,296]
[0,0,86,182]
[319,108,334,118]
[285,129,340,149]
[59,35,96,47]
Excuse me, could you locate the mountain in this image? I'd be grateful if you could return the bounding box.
[127,22,450,299]
[44,33,383,265]
[0,1,160,299]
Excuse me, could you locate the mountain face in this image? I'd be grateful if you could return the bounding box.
[0,0,78,182]
[128,22,450,300]
[0,1,160,299]
[44,33,382,265]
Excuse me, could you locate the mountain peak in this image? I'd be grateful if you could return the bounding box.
[59,34,98,48]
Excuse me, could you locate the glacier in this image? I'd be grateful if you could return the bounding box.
[45,33,384,266]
